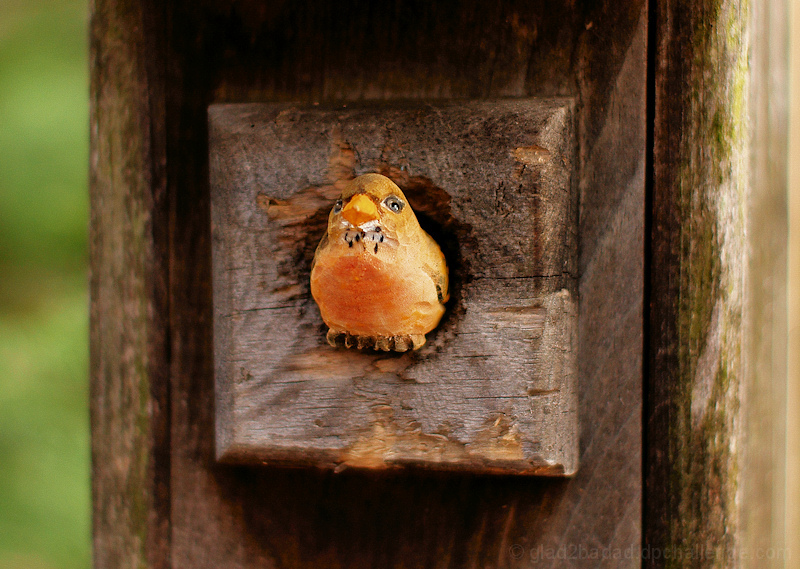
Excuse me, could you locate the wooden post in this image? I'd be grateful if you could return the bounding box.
[646,0,788,566]
[90,0,786,567]
[90,0,170,567]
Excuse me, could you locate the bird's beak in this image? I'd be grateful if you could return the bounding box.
[341,194,379,227]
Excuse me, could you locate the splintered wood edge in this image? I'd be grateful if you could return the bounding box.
[216,442,574,477]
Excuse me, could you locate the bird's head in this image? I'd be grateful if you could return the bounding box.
[326,174,421,250]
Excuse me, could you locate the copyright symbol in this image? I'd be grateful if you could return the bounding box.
[510,544,525,560]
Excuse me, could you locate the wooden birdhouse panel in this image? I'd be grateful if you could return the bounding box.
[210,100,578,475]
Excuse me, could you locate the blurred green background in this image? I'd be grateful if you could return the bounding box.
[0,0,91,567]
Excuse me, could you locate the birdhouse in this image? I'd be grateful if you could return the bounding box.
[90,0,788,567]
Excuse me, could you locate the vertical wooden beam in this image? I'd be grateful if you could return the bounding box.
[163,2,648,566]
[646,0,787,565]
[89,0,170,566]
[91,0,649,566]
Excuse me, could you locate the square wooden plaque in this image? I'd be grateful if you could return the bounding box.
[210,100,578,475]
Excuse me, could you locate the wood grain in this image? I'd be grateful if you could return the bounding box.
[92,0,648,566]
[209,101,579,475]
[89,0,170,567]
[646,0,788,566]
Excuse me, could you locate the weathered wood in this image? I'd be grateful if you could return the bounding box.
[210,100,578,475]
[646,0,788,566]
[89,0,170,567]
[92,0,648,566]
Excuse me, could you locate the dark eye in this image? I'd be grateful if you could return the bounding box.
[332,199,343,213]
[384,196,404,213]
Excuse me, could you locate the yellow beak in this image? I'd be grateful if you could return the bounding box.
[341,194,379,227]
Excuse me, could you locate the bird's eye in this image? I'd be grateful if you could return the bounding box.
[332,199,343,213]
[384,196,404,213]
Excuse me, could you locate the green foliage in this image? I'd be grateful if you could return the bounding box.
[0,0,91,568]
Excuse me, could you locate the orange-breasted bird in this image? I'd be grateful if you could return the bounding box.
[310,173,449,351]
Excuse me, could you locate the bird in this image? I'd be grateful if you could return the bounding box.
[310,173,449,351]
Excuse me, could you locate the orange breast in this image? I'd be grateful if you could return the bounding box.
[310,249,444,337]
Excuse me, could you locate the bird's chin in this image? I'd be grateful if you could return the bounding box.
[338,222,388,251]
